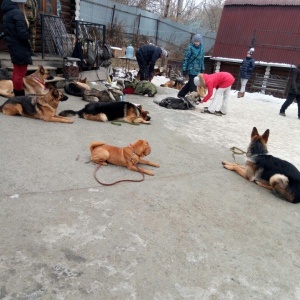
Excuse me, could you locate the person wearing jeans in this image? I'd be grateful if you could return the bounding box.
[194,72,235,116]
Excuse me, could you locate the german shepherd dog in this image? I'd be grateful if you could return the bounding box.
[160,79,184,90]
[0,65,54,98]
[0,87,73,123]
[222,127,300,203]
[64,78,91,97]
[59,101,151,124]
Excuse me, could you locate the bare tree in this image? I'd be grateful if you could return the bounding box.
[112,0,224,32]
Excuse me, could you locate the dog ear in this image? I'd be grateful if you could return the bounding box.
[39,65,45,75]
[262,129,270,143]
[251,127,259,139]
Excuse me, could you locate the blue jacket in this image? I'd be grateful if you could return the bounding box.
[182,43,205,76]
[239,57,255,79]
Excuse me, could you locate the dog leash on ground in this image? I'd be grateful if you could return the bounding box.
[93,164,145,186]
[111,120,140,126]
[230,146,246,164]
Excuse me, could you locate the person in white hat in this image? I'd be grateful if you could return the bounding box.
[1,0,32,96]
[194,72,235,116]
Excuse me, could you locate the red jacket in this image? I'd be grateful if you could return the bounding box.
[202,72,235,103]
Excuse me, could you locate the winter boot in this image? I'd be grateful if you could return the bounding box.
[237,92,245,98]
[13,89,25,96]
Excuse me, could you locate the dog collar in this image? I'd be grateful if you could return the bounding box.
[129,144,139,164]
[30,75,46,90]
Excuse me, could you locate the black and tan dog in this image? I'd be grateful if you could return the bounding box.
[222,127,300,203]
[59,101,151,124]
[0,65,54,98]
[0,87,73,123]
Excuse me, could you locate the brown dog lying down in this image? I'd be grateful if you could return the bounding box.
[90,140,160,176]
[0,87,73,123]
[0,65,53,98]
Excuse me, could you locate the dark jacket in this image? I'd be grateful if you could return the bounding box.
[1,0,32,65]
[289,66,300,95]
[239,57,255,79]
[136,44,162,73]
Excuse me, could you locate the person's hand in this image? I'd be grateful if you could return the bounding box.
[182,70,188,76]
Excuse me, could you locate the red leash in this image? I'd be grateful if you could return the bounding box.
[93,164,145,186]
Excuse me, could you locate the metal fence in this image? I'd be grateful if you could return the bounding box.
[40,14,73,58]
[79,0,216,54]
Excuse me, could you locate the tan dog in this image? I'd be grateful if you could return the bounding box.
[0,65,53,98]
[0,87,73,123]
[160,80,184,90]
[90,140,160,175]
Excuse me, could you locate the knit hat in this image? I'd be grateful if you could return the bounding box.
[161,48,168,58]
[247,47,255,55]
[192,34,203,44]
[194,74,206,88]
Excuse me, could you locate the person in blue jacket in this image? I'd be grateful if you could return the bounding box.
[177,34,205,98]
[237,49,255,98]
[135,44,168,81]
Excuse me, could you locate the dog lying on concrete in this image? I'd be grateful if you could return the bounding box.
[153,92,200,110]
[0,66,54,98]
[90,139,160,175]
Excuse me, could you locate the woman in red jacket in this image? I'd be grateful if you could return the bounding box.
[194,72,235,116]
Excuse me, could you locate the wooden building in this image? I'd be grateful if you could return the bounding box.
[211,0,300,97]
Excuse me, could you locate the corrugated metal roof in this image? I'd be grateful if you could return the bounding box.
[225,0,300,6]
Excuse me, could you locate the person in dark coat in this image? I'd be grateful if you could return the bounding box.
[237,49,255,98]
[178,34,205,98]
[135,44,168,81]
[1,0,32,96]
[279,64,300,119]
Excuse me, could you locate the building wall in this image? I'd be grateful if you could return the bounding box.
[213,5,300,65]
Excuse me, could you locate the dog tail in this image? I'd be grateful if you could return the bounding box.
[58,109,79,117]
[90,141,106,153]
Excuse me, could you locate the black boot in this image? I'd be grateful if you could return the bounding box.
[13,89,25,96]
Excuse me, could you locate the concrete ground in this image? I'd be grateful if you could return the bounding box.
[1,84,300,300]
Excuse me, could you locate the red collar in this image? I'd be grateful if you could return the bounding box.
[30,75,46,89]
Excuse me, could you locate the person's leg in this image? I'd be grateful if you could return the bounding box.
[240,79,248,93]
[135,52,147,81]
[177,81,190,98]
[208,88,224,113]
[219,86,232,114]
[188,75,197,93]
[280,93,295,115]
[296,95,300,118]
[12,64,27,96]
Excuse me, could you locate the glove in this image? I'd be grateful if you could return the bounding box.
[182,71,188,76]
